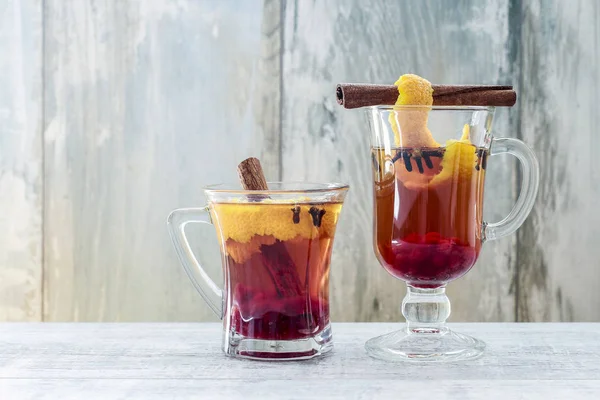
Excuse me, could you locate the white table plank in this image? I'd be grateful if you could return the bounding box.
[0,323,598,399]
[1,379,599,400]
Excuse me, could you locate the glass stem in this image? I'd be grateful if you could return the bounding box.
[402,285,451,334]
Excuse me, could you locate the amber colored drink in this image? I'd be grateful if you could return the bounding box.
[372,145,486,288]
[210,202,343,342]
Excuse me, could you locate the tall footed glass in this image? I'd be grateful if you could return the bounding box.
[167,182,348,360]
[366,106,539,362]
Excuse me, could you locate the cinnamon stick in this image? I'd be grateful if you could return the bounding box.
[260,240,303,297]
[236,157,302,298]
[237,157,269,190]
[336,83,516,109]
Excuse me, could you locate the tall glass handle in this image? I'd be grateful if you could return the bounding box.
[167,207,223,318]
[484,137,540,241]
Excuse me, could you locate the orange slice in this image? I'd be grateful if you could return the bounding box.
[389,74,439,148]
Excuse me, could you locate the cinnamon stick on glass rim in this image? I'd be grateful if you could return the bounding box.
[237,157,269,191]
[336,83,516,109]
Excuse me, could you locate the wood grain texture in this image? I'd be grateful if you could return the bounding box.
[3,0,598,323]
[0,323,599,399]
[0,0,43,321]
[254,0,283,180]
[2,379,597,400]
[43,1,263,321]
[280,0,518,322]
[516,0,600,321]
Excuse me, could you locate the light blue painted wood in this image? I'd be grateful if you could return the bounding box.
[517,0,600,321]
[280,0,518,322]
[0,0,597,323]
[0,0,42,321]
[43,0,263,321]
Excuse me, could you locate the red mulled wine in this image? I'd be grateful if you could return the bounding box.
[211,202,343,342]
[372,145,486,288]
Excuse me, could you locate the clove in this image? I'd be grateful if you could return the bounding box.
[291,206,301,224]
[308,207,326,227]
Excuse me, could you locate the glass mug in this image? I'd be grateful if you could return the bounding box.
[167,182,348,360]
[365,106,539,362]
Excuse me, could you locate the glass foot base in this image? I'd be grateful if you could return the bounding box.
[365,326,485,362]
[225,324,333,361]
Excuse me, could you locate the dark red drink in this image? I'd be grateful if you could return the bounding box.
[211,202,343,342]
[372,144,486,288]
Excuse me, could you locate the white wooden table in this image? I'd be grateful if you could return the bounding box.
[0,323,599,399]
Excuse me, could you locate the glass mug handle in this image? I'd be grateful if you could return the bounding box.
[484,137,540,241]
[167,207,224,319]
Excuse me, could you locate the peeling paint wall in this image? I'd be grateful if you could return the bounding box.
[0,0,598,322]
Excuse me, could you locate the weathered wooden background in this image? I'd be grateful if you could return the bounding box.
[1,0,598,322]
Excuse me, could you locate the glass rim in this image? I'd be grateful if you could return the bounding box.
[367,105,495,112]
[203,181,349,195]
